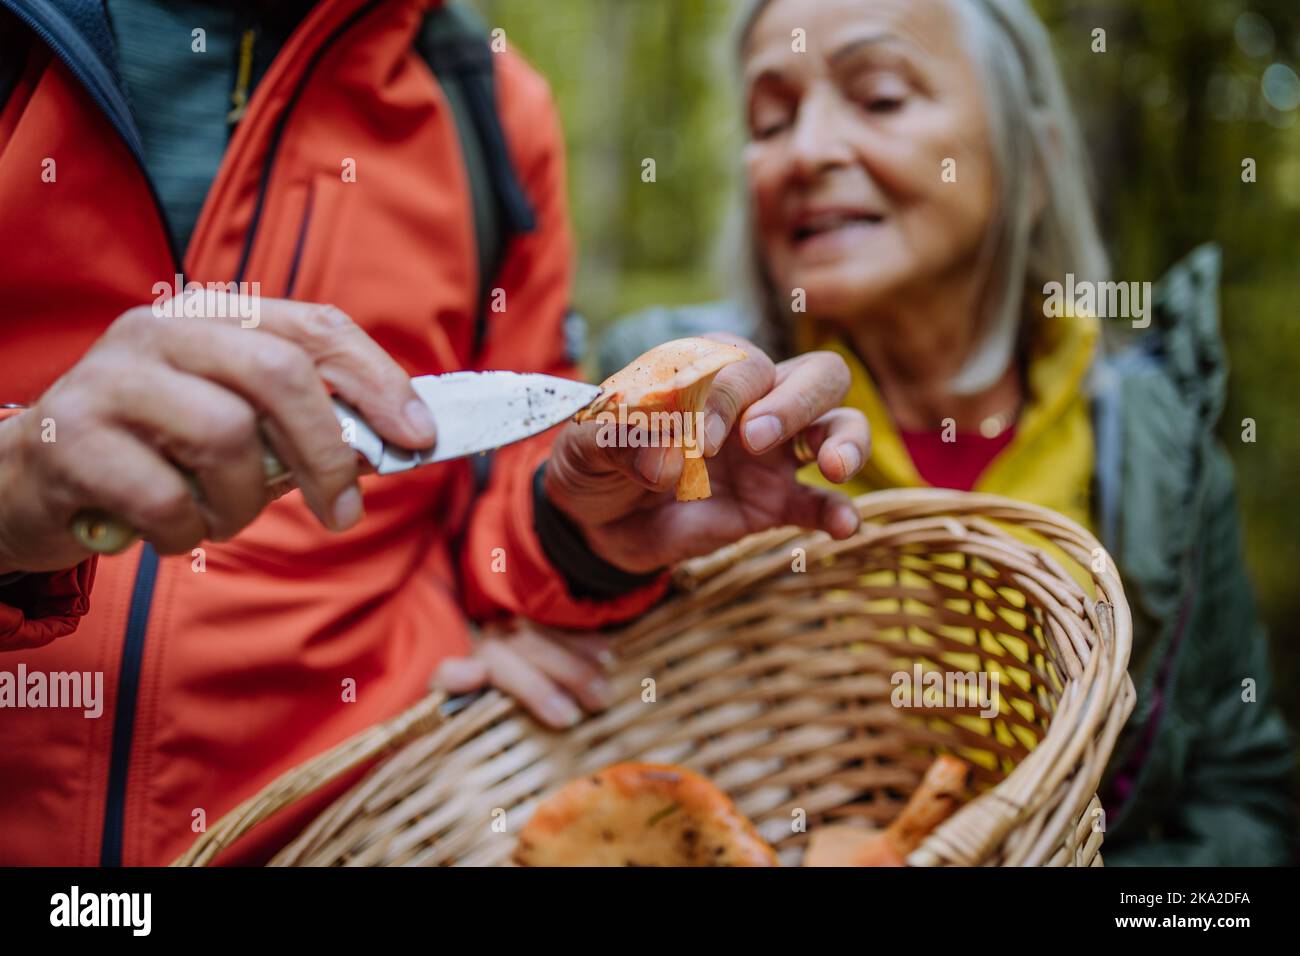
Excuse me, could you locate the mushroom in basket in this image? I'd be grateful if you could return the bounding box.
[512,755,972,867]
[803,755,973,866]
[514,763,777,867]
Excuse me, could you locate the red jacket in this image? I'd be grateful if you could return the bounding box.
[0,0,664,865]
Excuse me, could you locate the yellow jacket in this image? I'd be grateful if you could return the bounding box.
[799,312,1100,536]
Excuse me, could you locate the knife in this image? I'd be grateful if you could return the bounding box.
[70,371,601,554]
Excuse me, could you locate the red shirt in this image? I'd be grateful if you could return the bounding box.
[898,427,1017,492]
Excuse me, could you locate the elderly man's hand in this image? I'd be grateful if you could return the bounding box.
[542,334,869,574]
[0,296,437,573]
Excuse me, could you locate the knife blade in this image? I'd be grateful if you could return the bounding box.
[337,371,602,474]
[70,371,602,554]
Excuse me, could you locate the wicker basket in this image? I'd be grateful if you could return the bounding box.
[175,488,1134,867]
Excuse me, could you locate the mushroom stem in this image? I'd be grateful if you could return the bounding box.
[803,755,972,867]
[678,458,710,502]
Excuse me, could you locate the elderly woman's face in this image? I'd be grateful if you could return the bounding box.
[743,0,997,323]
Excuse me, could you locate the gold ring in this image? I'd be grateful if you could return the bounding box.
[792,431,816,465]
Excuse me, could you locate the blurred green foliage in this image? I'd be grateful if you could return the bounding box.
[474,0,1300,788]
[474,0,741,316]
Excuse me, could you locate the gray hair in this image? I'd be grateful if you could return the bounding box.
[731,0,1110,392]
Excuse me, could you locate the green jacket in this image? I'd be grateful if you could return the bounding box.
[597,245,1295,865]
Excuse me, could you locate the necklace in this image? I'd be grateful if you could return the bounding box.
[978,407,1018,439]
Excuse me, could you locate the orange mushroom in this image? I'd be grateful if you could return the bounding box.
[576,337,745,501]
[514,762,778,867]
[803,755,973,867]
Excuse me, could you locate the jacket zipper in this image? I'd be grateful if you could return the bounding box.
[234,0,386,284]
[100,544,159,866]
[283,178,316,299]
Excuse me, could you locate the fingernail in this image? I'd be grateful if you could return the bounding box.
[833,503,860,538]
[636,446,667,484]
[586,676,612,708]
[703,413,728,456]
[403,399,438,443]
[744,415,783,452]
[540,694,582,728]
[435,658,476,689]
[596,649,617,668]
[838,444,863,478]
[332,485,364,531]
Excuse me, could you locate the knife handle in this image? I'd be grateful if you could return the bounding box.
[70,448,292,555]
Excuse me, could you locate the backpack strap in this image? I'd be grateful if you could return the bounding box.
[416,1,536,358]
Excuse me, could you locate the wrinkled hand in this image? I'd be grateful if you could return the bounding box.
[0,294,437,573]
[434,623,613,729]
[543,334,869,573]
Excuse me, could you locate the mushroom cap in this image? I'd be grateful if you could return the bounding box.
[513,762,778,867]
[576,337,746,418]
